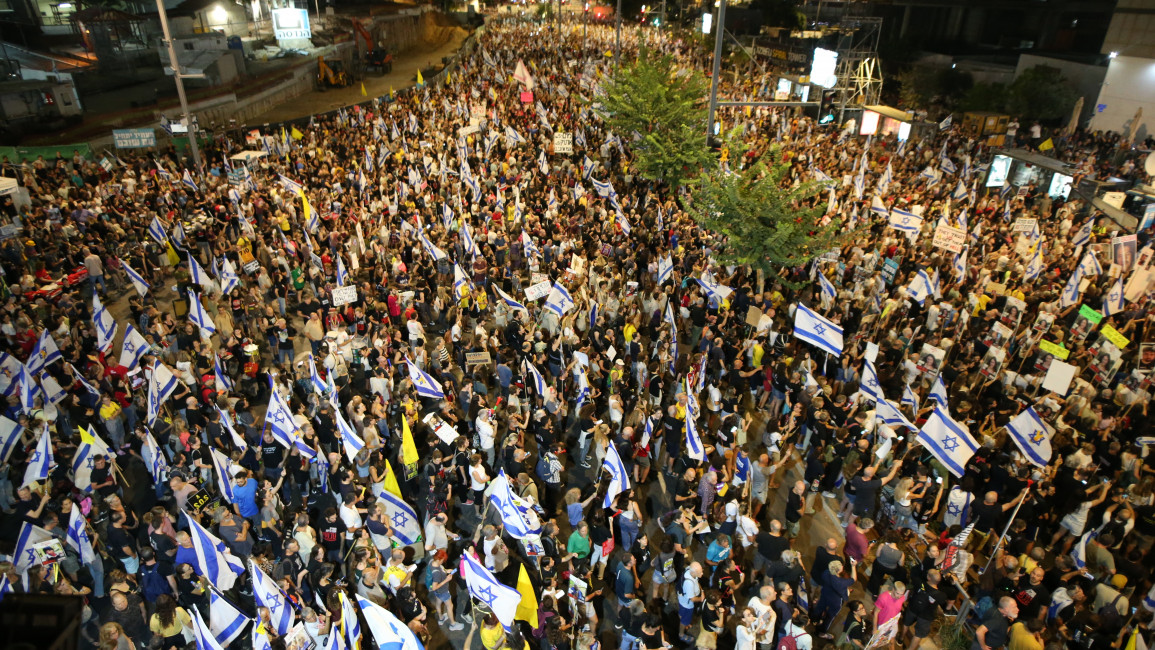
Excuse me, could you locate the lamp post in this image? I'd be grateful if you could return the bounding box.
[155,0,203,173]
[705,0,726,138]
[615,0,622,65]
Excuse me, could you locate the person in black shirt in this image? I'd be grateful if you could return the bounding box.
[90,455,117,499]
[903,569,946,650]
[971,596,1018,650]
[971,488,1029,542]
[13,485,51,525]
[317,508,342,563]
[810,537,843,585]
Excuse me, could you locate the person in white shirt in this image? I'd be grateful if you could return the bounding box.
[475,409,496,466]
[781,614,813,650]
[338,492,363,541]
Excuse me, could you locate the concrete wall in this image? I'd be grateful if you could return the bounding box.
[1015,54,1106,124]
[1101,0,1155,59]
[1089,55,1154,138]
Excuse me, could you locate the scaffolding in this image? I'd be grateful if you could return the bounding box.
[830,15,883,123]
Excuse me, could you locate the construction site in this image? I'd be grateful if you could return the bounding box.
[0,3,473,147]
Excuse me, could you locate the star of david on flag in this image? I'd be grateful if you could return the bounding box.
[917,404,979,477]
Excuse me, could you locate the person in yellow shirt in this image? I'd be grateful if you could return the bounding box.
[1008,619,1044,650]
[149,595,193,649]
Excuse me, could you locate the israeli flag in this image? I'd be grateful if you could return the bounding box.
[902,384,920,414]
[523,359,547,396]
[657,255,674,285]
[602,440,631,507]
[1072,220,1093,248]
[1005,407,1053,468]
[335,409,366,465]
[1077,251,1102,279]
[697,272,733,305]
[917,404,979,477]
[13,522,53,571]
[216,406,246,450]
[685,412,705,461]
[543,282,575,317]
[27,330,61,376]
[940,158,957,175]
[22,428,53,488]
[142,428,169,484]
[877,162,892,195]
[375,486,422,545]
[210,448,238,504]
[186,513,246,592]
[487,470,541,539]
[266,387,314,458]
[860,359,885,403]
[357,595,425,650]
[0,416,22,465]
[818,272,836,301]
[906,269,935,306]
[121,260,150,296]
[147,216,168,244]
[92,294,117,353]
[1072,529,1096,569]
[575,367,591,409]
[1103,277,1125,316]
[209,586,250,648]
[71,426,112,492]
[336,256,348,287]
[875,397,918,432]
[792,303,843,357]
[181,169,199,193]
[929,373,949,408]
[870,195,889,217]
[189,255,212,287]
[462,223,483,259]
[0,353,20,397]
[1024,245,1044,282]
[407,358,446,400]
[17,363,36,413]
[494,285,528,312]
[115,322,148,372]
[339,592,362,650]
[187,291,216,334]
[591,177,613,198]
[520,230,540,257]
[952,180,967,201]
[250,561,294,635]
[459,550,521,627]
[888,208,922,234]
[307,354,327,395]
[953,246,968,278]
[1060,270,1081,308]
[538,149,549,175]
[66,503,96,564]
[278,174,304,194]
[212,355,233,392]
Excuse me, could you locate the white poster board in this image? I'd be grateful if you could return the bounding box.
[931,223,965,253]
[1042,360,1077,395]
[331,285,359,306]
[525,280,552,301]
[553,132,573,154]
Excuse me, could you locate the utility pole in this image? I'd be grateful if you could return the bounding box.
[615,0,622,65]
[705,0,726,138]
[155,0,203,174]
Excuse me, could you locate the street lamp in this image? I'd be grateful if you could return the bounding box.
[155,0,203,173]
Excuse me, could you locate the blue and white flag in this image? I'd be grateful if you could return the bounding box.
[523,359,547,396]
[66,503,97,565]
[591,177,613,198]
[888,208,923,234]
[13,522,53,571]
[375,487,422,545]
[602,440,631,507]
[870,195,889,217]
[27,330,61,376]
[902,384,920,414]
[657,255,674,285]
[209,586,250,648]
[520,230,540,257]
[875,397,918,432]
[487,470,541,539]
[929,373,949,408]
[278,174,303,194]
[22,427,52,488]
[307,354,327,395]
[792,303,843,357]
[876,162,893,195]
[406,358,445,400]
[917,405,979,478]
[186,513,245,592]
[0,352,20,397]
[121,260,150,296]
[906,269,935,306]
[1072,529,1096,570]
[210,448,238,504]
[213,355,233,392]
[1103,277,1125,317]
[251,560,295,635]
[189,597,226,650]
[336,256,348,287]
[71,426,112,492]
[182,169,199,193]
[17,363,35,413]
[356,595,425,650]
[1072,220,1093,248]
[334,409,365,465]
[147,361,181,426]
[543,282,575,317]
[1077,251,1102,279]
[697,272,733,306]
[818,272,836,302]
[462,223,483,259]
[118,324,150,371]
[216,406,246,449]
[147,216,168,244]
[0,416,22,465]
[860,359,885,403]
[459,550,521,627]
[494,285,527,312]
[1060,269,1081,309]
[92,294,117,353]
[266,387,314,458]
[1025,245,1044,282]
[1005,407,1053,468]
[187,290,217,334]
[685,412,705,462]
[142,428,168,484]
[953,246,968,278]
[339,592,361,650]
[189,254,212,287]
[251,623,274,650]
[952,180,968,201]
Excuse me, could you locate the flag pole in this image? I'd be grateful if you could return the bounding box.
[978,487,1030,575]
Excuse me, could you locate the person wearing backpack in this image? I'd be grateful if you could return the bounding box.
[779,613,813,650]
[138,547,175,607]
[677,562,705,643]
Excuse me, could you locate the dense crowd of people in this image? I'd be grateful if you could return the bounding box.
[0,9,1154,650]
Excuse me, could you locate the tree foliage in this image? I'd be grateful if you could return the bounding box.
[1006,65,1077,121]
[959,82,1009,113]
[689,145,847,277]
[896,63,973,112]
[592,46,713,188]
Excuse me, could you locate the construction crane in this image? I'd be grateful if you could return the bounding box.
[317,58,350,90]
[352,18,392,74]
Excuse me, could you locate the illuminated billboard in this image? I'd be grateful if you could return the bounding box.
[810,48,838,89]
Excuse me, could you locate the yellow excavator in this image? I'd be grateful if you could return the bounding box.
[317,58,351,90]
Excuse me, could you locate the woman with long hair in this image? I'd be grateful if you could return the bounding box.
[148,594,192,650]
[98,622,133,650]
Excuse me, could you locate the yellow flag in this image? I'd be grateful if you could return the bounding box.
[605,50,613,57]
[416,69,424,87]
[80,426,95,446]
[296,188,312,224]
[446,71,451,84]
[390,86,395,99]
[383,459,403,499]
[290,126,304,140]
[514,564,538,624]
[1038,138,1054,151]
[165,242,180,266]
[401,415,419,476]
[361,82,367,97]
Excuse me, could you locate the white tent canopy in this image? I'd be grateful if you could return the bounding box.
[0,177,17,197]
[229,151,268,162]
